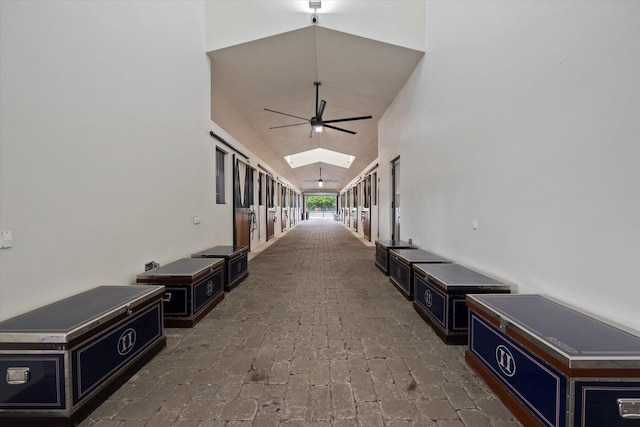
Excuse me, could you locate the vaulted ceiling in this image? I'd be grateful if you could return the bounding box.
[208,26,423,192]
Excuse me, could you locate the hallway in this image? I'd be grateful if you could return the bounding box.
[81,220,521,427]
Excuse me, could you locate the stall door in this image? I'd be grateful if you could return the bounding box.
[392,157,401,241]
[353,186,358,232]
[266,176,275,241]
[234,158,251,248]
[363,175,371,241]
[281,186,288,231]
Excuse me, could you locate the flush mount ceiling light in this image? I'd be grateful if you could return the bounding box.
[309,1,321,9]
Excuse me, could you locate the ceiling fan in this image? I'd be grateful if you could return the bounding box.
[265,81,372,138]
[304,166,338,188]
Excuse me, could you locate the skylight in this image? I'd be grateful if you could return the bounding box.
[285,148,355,169]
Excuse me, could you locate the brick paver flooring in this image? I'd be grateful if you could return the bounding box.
[81,219,521,426]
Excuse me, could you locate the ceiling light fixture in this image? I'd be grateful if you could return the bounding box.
[318,179,323,188]
[314,125,323,133]
[309,1,321,9]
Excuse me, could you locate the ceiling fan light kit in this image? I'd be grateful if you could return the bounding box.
[304,166,338,189]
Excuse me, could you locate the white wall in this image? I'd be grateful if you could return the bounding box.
[205,0,424,52]
[0,1,224,320]
[379,1,640,330]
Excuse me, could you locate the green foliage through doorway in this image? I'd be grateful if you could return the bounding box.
[306,195,336,210]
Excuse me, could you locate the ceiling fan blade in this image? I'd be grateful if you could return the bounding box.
[323,124,356,135]
[317,100,326,120]
[322,115,373,124]
[264,108,309,122]
[269,122,309,129]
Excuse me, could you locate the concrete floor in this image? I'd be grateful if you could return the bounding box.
[81,219,522,427]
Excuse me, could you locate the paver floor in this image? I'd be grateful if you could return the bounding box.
[81,219,522,426]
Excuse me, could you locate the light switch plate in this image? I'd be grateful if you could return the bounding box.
[1,231,12,248]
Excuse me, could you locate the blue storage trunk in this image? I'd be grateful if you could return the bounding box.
[136,258,224,328]
[388,249,451,300]
[191,245,249,291]
[466,294,640,427]
[0,285,166,426]
[413,264,510,344]
[374,240,415,276]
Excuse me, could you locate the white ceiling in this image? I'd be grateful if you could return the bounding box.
[208,26,423,192]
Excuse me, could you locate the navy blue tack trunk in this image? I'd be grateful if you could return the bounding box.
[137,258,225,328]
[191,245,249,292]
[0,285,166,426]
[413,264,510,344]
[374,240,415,276]
[388,249,451,300]
[466,294,640,427]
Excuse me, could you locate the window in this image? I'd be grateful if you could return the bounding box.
[216,148,226,204]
